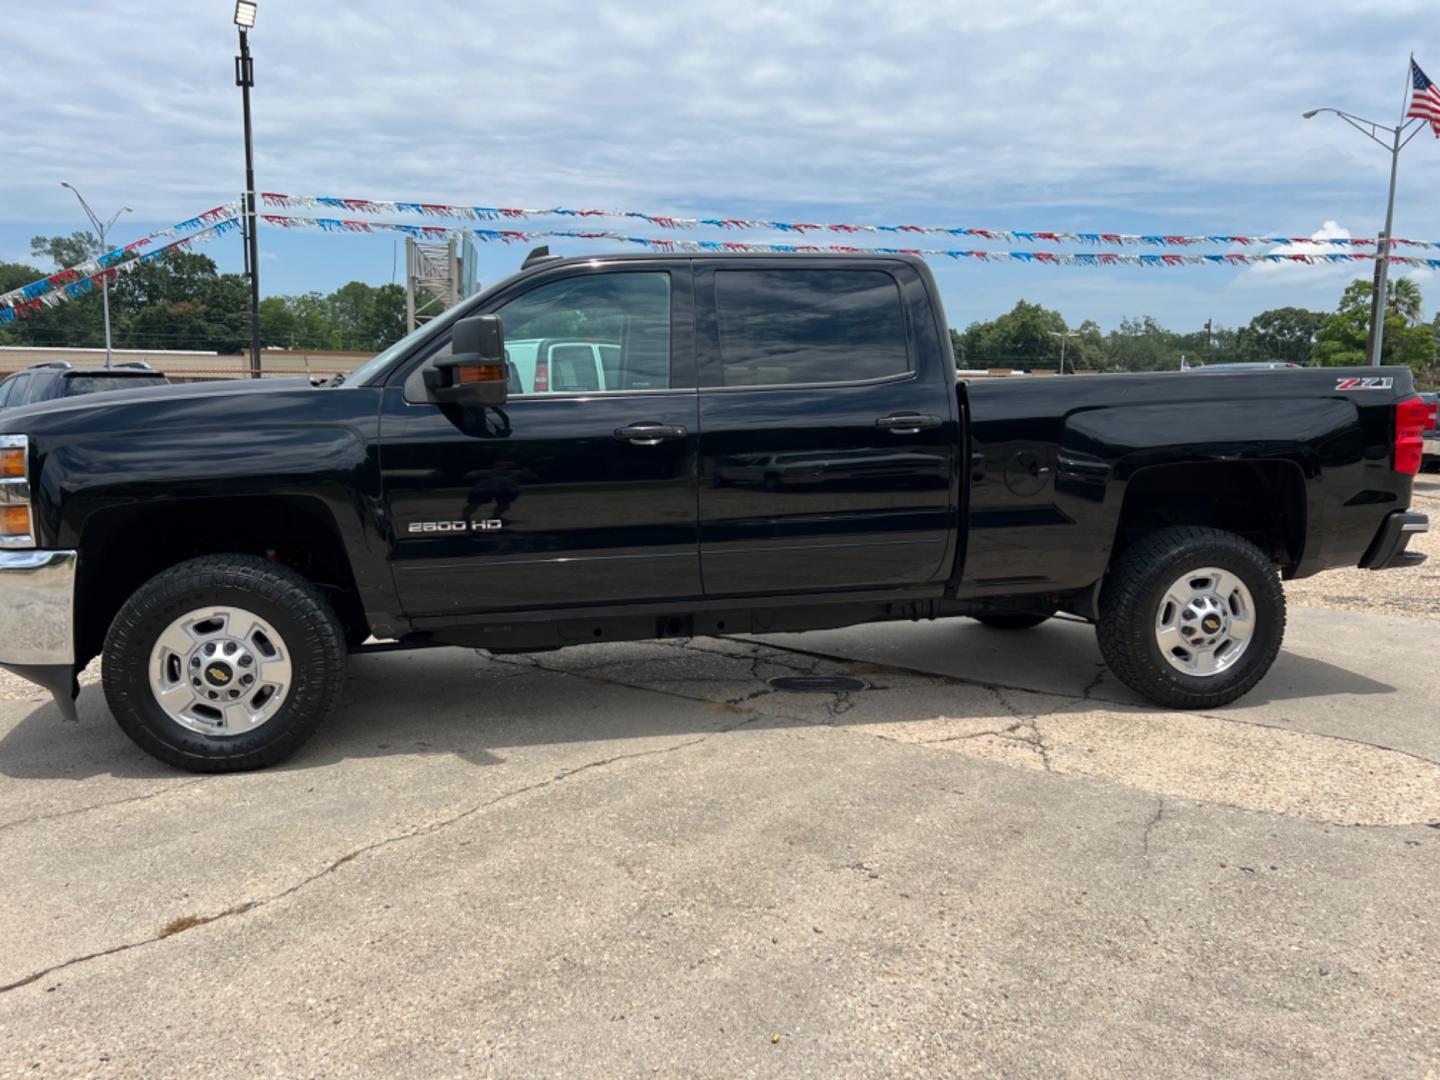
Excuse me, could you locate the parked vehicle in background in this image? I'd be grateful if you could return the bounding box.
[0,251,1429,772]
[1184,361,1302,373]
[1421,392,1439,472]
[0,361,169,409]
[502,339,622,394]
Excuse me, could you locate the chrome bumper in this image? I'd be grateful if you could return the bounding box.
[0,550,77,665]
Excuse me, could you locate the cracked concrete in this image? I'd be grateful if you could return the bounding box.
[0,606,1437,1076]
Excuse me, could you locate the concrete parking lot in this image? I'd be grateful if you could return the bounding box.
[1,477,1437,1077]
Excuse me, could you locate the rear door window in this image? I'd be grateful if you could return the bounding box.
[711,269,911,388]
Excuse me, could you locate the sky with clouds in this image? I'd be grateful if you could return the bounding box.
[3,0,1438,334]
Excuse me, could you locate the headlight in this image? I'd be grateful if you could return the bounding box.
[0,435,34,549]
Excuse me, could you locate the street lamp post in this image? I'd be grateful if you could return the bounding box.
[234,0,262,378]
[1303,90,1425,366]
[59,183,131,368]
[1048,330,1080,374]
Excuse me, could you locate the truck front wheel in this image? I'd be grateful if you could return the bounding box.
[103,555,347,772]
[1097,527,1285,710]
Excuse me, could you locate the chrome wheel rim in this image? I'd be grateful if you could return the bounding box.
[1154,567,1256,677]
[148,606,292,735]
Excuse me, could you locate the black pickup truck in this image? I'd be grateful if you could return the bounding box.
[0,252,1431,771]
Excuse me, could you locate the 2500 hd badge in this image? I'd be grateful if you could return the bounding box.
[408,520,504,532]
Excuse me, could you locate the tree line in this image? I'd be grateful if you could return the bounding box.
[4,229,1438,386]
[952,276,1438,384]
[1,231,405,354]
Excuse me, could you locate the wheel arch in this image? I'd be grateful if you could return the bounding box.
[1110,458,1309,574]
[73,494,365,668]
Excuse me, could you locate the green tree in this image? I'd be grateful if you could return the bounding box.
[957,300,1071,369]
[1389,277,1423,325]
[30,230,100,270]
[1336,276,1424,325]
[1311,306,1371,367]
[1315,278,1433,377]
[1240,307,1325,366]
[1107,315,1180,372]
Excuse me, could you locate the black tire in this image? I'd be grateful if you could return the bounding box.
[974,612,1053,630]
[1097,526,1285,710]
[103,555,346,772]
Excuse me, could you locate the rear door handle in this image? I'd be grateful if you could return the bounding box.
[614,422,688,446]
[875,413,941,435]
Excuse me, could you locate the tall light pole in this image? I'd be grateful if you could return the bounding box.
[1048,330,1080,374]
[234,0,262,377]
[59,183,131,368]
[1303,88,1425,366]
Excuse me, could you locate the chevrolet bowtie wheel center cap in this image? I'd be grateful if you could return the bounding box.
[148,606,294,736]
[1153,567,1257,679]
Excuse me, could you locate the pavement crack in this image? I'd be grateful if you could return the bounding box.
[1081,666,1107,699]
[1141,795,1166,866]
[0,777,209,835]
[734,637,1440,770]
[0,728,737,998]
[988,686,1054,771]
[919,722,1027,745]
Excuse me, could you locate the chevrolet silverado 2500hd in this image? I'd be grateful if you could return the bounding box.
[0,251,1430,771]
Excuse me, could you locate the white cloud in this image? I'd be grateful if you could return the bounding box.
[1245,219,1361,281]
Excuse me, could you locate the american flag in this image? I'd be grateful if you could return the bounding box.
[1410,59,1440,137]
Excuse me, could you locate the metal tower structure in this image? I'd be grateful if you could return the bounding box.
[404,234,484,332]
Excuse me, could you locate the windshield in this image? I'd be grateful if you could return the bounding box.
[345,300,478,387]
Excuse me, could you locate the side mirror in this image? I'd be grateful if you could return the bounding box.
[423,314,509,406]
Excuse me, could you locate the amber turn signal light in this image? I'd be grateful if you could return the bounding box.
[0,505,32,537]
[0,448,24,479]
[457,363,507,385]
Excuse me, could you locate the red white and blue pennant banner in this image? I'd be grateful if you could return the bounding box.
[0,218,240,323]
[260,192,1440,251]
[258,214,1440,269]
[0,203,241,312]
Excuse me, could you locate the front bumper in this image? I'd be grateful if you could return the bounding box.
[1360,511,1429,571]
[0,550,80,719]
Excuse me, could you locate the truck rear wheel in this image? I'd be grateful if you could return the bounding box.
[103,555,346,772]
[1097,527,1285,710]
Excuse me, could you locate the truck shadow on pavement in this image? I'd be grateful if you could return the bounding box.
[0,626,1402,784]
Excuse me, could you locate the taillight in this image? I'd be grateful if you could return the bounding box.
[1394,395,1431,475]
[533,353,549,393]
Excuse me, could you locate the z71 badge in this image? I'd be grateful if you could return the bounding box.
[1335,376,1393,390]
[408,520,503,533]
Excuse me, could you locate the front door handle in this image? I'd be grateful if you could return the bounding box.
[875,413,941,435]
[615,422,688,446]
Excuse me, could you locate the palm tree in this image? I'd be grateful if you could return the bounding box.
[1387,277,1424,326]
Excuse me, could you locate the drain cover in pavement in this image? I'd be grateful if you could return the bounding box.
[767,675,870,694]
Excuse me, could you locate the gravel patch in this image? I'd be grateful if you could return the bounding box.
[0,660,99,705]
[1285,475,1440,622]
